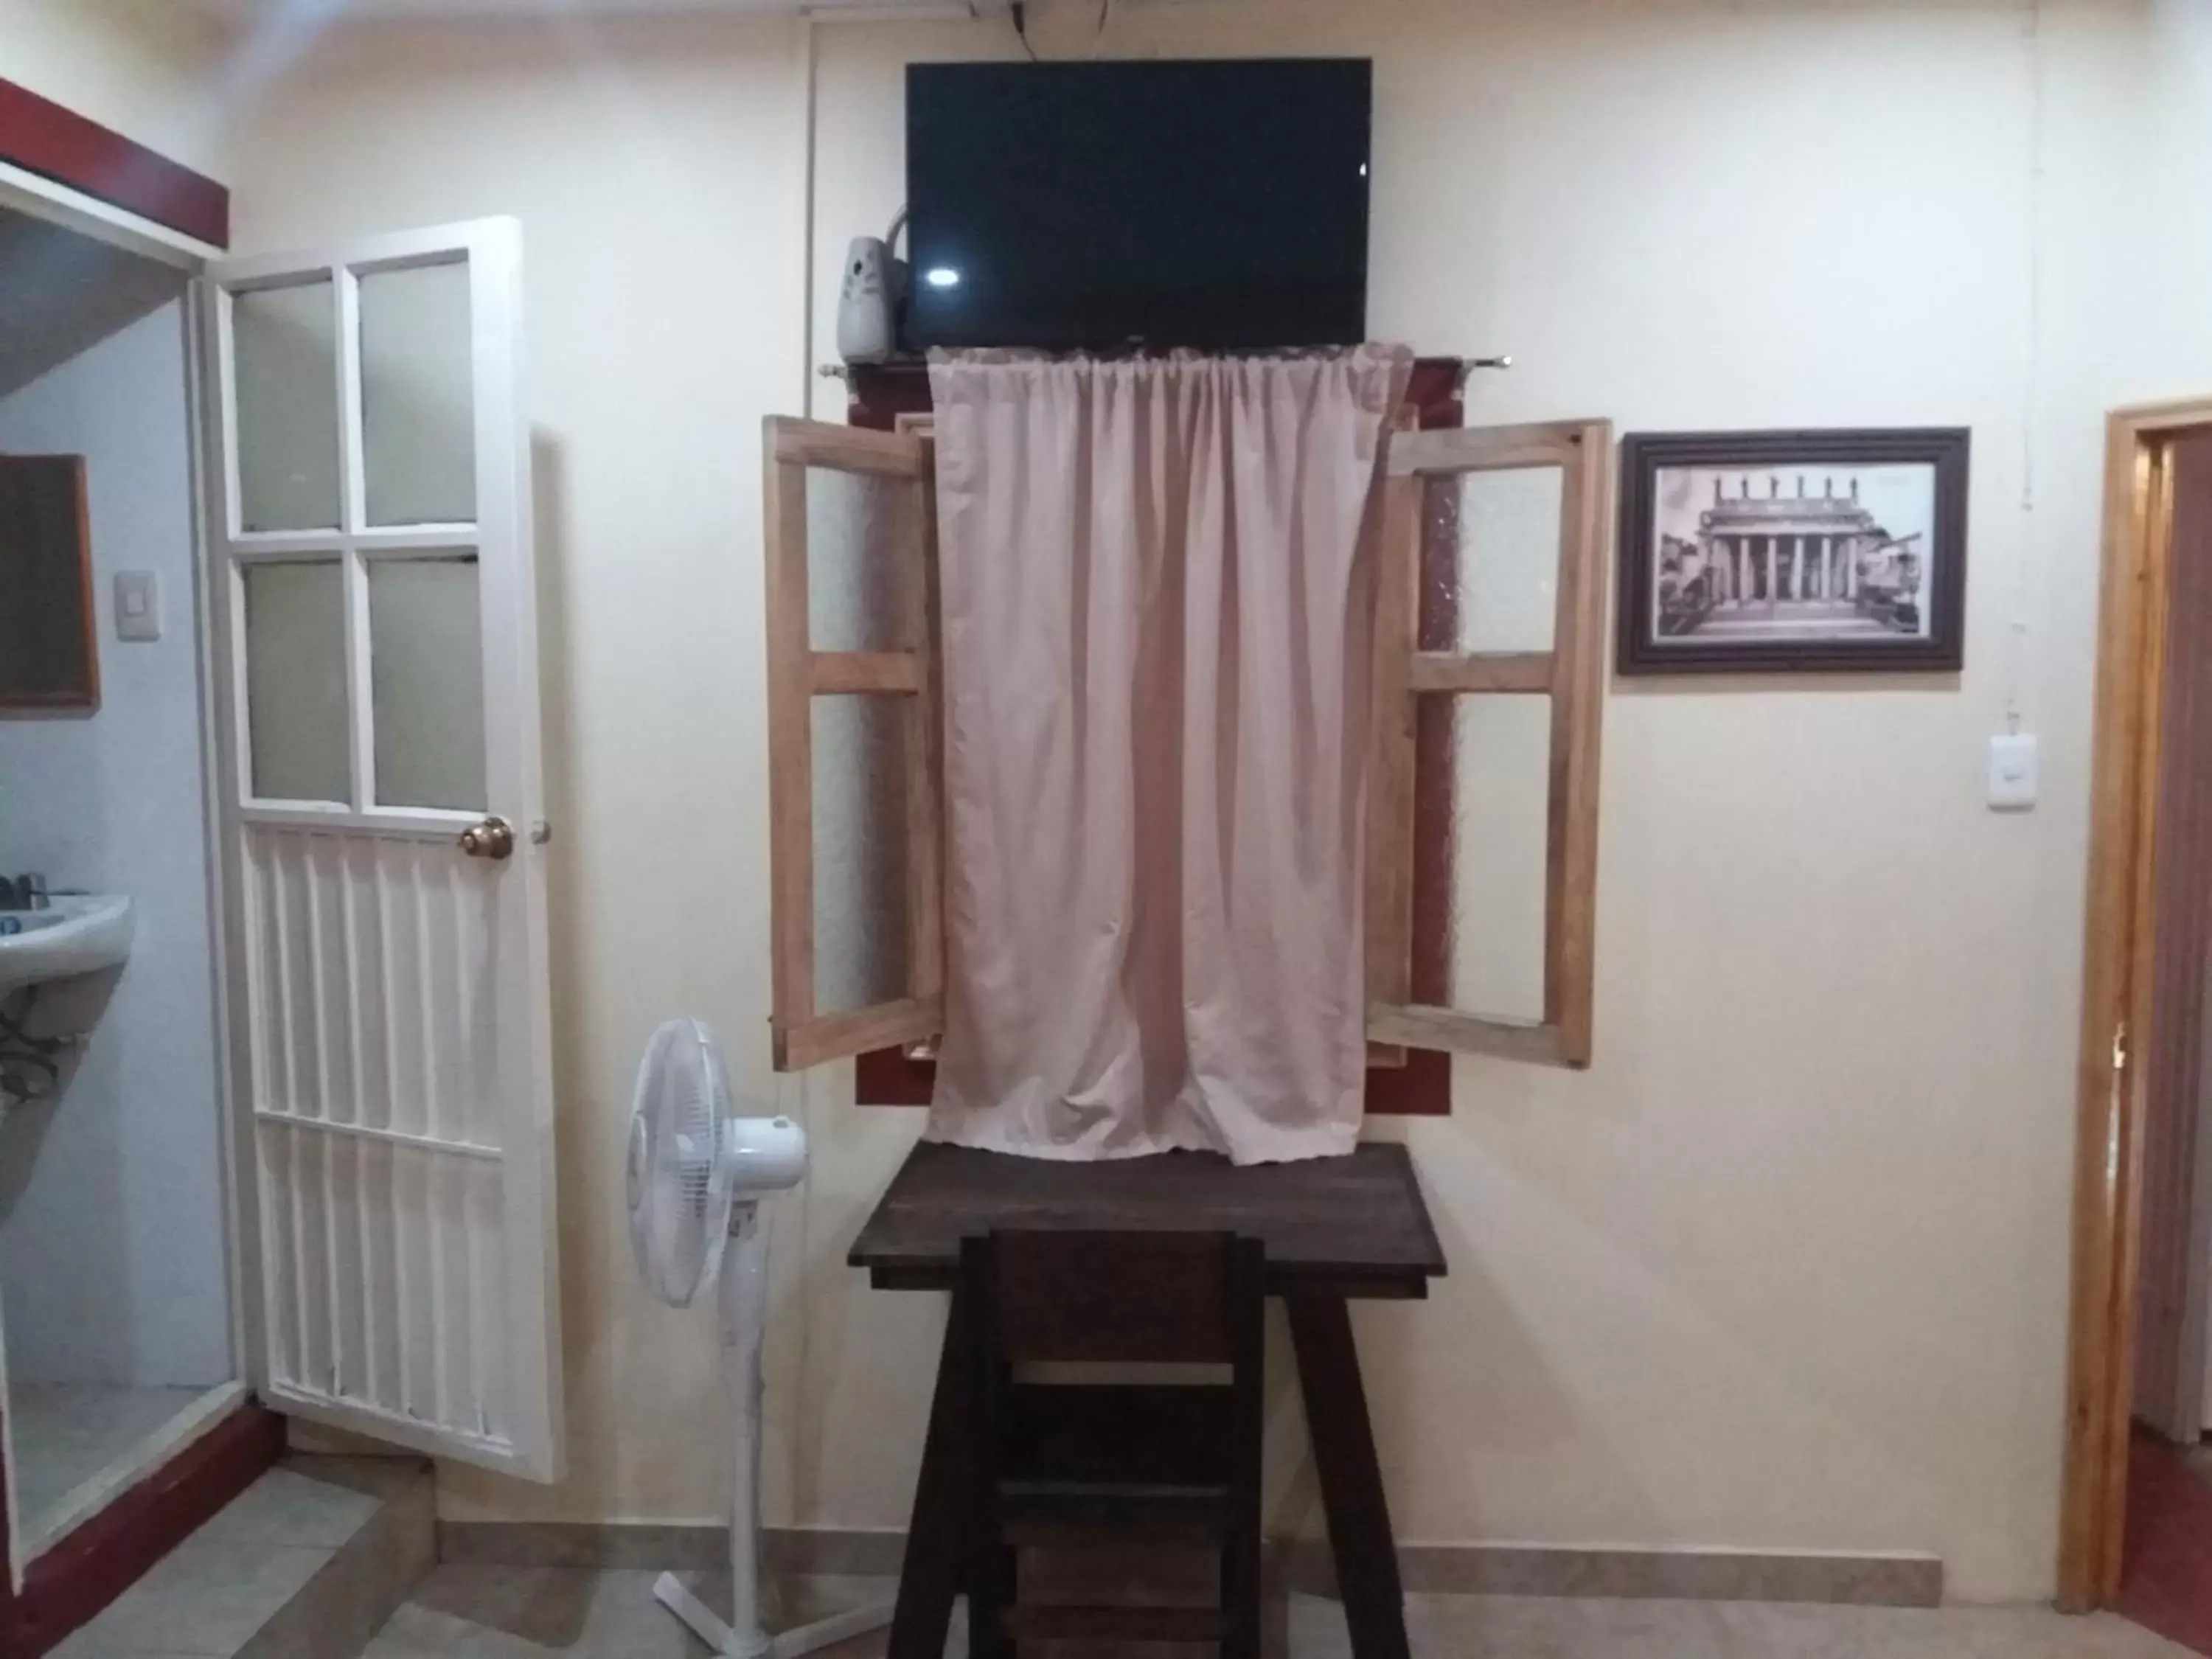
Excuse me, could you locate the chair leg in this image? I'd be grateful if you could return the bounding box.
[1221,1528,1262,1659]
[1223,1238,1267,1659]
[967,1540,1012,1659]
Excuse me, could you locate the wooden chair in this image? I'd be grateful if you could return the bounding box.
[960,1229,1266,1659]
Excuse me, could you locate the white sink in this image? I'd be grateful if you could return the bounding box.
[0,896,133,997]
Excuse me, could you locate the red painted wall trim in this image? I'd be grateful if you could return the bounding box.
[0,77,229,249]
[1,1402,283,1659]
[845,358,1464,1116]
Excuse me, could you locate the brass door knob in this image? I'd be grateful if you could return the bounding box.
[458,815,517,860]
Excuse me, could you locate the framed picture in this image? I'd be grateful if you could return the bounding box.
[1615,428,1969,675]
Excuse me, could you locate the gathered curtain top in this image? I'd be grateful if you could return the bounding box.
[926,344,1416,430]
[927,343,1414,374]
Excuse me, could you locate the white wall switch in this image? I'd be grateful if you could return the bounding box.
[114,571,162,642]
[1988,733,2039,810]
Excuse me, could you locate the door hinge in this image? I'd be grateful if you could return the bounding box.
[2112,1019,2131,1073]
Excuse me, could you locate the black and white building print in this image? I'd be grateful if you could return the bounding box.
[1649,464,1937,645]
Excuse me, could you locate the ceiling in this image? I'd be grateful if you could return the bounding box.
[0,209,188,400]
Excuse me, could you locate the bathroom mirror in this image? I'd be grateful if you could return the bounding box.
[0,455,98,713]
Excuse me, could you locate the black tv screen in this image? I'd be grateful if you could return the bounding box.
[905,59,1372,352]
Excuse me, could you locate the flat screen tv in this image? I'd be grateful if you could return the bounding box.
[905,59,1372,352]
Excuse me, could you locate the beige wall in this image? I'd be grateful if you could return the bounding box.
[190,0,2212,1607]
[0,0,235,179]
[212,10,815,1528]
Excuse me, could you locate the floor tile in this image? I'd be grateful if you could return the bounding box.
[365,1568,724,1658]
[53,1538,334,1656]
[9,1382,207,1539]
[192,1466,383,1550]
[363,1568,2199,1659]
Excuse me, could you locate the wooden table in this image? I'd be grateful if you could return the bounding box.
[849,1141,1447,1659]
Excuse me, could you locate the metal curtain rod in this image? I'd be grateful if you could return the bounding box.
[820,354,1515,383]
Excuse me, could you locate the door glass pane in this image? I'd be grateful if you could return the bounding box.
[808,467,917,653]
[813,694,909,1015]
[244,560,349,801]
[234,281,341,533]
[1444,693,1550,1023]
[361,260,476,526]
[1424,467,1562,654]
[369,554,485,810]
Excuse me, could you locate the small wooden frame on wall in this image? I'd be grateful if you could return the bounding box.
[0,454,99,714]
[1615,428,1969,675]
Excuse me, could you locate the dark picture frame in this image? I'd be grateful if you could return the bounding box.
[1616,428,1969,675]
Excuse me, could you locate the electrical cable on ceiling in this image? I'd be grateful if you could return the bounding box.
[1008,0,1112,62]
[1010,1,1040,60]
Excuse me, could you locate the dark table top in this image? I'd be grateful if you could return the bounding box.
[849,1141,1446,1299]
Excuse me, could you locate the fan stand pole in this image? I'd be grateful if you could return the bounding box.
[653,1206,894,1659]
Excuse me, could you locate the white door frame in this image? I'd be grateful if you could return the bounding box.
[0,165,263,1391]
[0,161,220,272]
[0,163,254,1587]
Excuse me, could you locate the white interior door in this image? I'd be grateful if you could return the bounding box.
[201,220,561,1480]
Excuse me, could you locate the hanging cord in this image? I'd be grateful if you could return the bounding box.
[1008,0,1114,63]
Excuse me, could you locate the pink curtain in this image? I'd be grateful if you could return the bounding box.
[925,347,1413,1166]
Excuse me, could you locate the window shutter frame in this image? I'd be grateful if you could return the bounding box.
[1366,417,1612,1068]
[763,416,945,1071]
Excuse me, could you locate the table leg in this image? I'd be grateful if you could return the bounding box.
[1286,1293,1411,1659]
[888,1290,967,1659]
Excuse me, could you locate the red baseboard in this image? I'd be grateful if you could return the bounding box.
[1,1402,285,1659]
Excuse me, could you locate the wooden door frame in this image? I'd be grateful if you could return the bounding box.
[2059,396,2212,1611]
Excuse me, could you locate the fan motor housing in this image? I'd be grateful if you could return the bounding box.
[726,1116,808,1195]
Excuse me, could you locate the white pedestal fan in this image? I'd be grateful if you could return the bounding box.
[627,1018,894,1659]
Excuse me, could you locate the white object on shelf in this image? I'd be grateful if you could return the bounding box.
[836,236,897,366]
[625,1018,891,1659]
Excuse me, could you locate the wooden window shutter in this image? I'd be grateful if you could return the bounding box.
[763,417,944,1070]
[1366,418,1612,1067]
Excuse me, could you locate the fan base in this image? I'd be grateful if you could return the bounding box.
[653,1571,894,1659]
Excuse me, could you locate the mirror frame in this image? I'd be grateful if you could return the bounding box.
[0,453,99,714]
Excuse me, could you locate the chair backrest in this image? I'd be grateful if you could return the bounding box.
[961,1230,1262,1367]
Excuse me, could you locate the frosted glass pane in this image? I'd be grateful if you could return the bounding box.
[1424,467,1562,653]
[361,261,476,526]
[370,555,485,810]
[1444,694,1550,1023]
[808,467,917,653]
[812,695,909,1015]
[234,281,340,532]
[245,561,349,802]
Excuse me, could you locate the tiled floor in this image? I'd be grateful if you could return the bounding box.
[367,1568,891,1658]
[53,1464,383,1658]
[359,1567,2199,1659]
[10,1380,208,1539]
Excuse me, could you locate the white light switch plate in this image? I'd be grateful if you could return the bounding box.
[114,571,161,641]
[1988,733,2039,810]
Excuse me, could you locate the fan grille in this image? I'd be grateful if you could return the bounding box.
[626,1018,735,1307]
